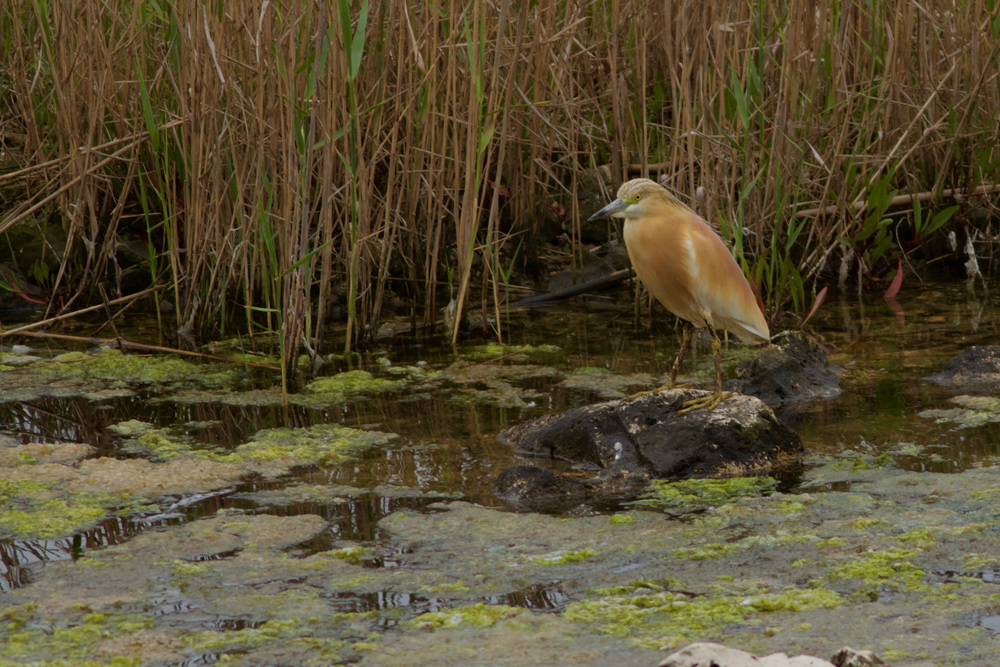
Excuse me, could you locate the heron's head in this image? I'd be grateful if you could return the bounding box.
[587,178,674,221]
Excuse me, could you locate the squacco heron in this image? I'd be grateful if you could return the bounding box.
[589,178,769,412]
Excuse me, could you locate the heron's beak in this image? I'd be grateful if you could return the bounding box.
[588,198,629,221]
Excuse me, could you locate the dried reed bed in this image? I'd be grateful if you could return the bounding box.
[1,0,999,380]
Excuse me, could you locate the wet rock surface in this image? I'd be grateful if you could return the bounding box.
[726,330,842,414]
[923,345,1000,394]
[496,389,801,507]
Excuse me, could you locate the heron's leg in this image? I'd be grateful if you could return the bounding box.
[663,321,693,388]
[623,321,693,402]
[677,324,731,414]
[711,328,723,393]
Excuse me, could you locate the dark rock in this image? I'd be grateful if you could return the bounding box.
[4,219,68,277]
[726,330,842,413]
[494,466,587,513]
[924,346,1000,394]
[499,395,644,471]
[0,261,43,314]
[112,237,156,294]
[495,389,801,507]
[620,390,801,478]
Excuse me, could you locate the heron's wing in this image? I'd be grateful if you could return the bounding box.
[687,215,769,342]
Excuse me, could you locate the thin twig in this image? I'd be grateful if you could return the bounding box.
[0,286,163,337]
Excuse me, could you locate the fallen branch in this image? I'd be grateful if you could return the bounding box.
[795,183,1000,219]
[511,268,633,307]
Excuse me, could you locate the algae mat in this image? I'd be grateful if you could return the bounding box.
[2,460,1000,665]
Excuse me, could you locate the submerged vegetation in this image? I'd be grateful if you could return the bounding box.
[2,0,1000,377]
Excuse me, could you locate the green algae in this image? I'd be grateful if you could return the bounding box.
[185,614,364,665]
[896,528,935,546]
[891,442,925,456]
[0,464,161,540]
[881,646,910,662]
[0,603,37,627]
[535,549,598,565]
[0,609,154,664]
[227,424,395,466]
[170,560,210,576]
[106,420,154,438]
[963,552,999,569]
[591,579,683,596]
[563,586,842,649]
[330,546,367,565]
[296,370,407,403]
[43,349,236,388]
[123,426,201,460]
[558,371,656,399]
[828,548,929,594]
[0,499,106,539]
[448,381,531,408]
[609,514,636,525]
[672,543,737,561]
[851,517,887,530]
[459,342,560,362]
[571,366,610,375]
[0,442,94,466]
[420,580,471,594]
[969,487,1000,500]
[0,478,52,499]
[817,537,848,548]
[118,421,395,470]
[384,363,442,382]
[631,477,777,513]
[407,603,524,630]
[0,479,125,539]
[918,395,1000,429]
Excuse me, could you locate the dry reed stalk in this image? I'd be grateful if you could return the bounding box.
[1,0,997,369]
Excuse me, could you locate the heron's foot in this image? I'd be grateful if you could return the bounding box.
[676,390,730,415]
[623,388,652,401]
[623,381,688,402]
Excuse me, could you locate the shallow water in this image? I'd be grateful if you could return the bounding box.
[2,279,1000,665]
[2,281,996,579]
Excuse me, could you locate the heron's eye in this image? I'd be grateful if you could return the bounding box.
[634,194,641,202]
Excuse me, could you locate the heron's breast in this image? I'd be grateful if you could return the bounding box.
[623,219,701,323]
